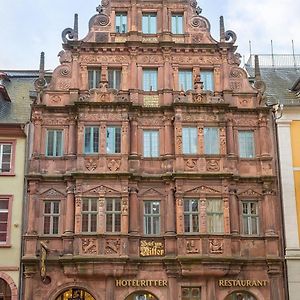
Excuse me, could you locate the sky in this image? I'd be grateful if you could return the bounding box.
[0,0,299,70]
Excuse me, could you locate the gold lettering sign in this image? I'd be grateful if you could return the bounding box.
[218,280,268,288]
[115,280,168,287]
[144,95,159,107]
[140,240,164,257]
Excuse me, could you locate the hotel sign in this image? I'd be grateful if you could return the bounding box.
[140,240,165,257]
[218,280,268,287]
[116,280,168,287]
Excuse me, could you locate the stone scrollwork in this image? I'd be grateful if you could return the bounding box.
[105,239,121,254]
[85,158,98,171]
[107,159,121,172]
[62,14,78,44]
[225,30,237,44]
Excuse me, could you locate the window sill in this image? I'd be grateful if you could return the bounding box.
[0,172,15,176]
[0,243,12,248]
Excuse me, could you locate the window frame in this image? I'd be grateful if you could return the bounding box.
[206,198,224,234]
[84,126,100,154]
[105,198,121,233]
[115,12,127,33]
[143,130,159,158]
[0,196,12,247]
[183,199,199,233]
[178,69,193,91]
[182,127,198,155]
[143,68,158,91]
[43,200,60,235]
[204,127,220,155]
[106,126,122,154]
[242,201,259,235]
[0,140,16,176]
[201,70,214,92]
[238,130,255,159]
[88,68,101,90]
[171,13,184,34]
[46,129,64,157]
[108,68,122,90]
[81,198,98,233]
[144,201,160,235]
[142,13,157,34]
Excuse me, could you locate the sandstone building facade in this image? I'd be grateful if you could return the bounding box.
[22,0,285,299]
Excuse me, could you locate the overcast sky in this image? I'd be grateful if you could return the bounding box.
[0,0,299,70]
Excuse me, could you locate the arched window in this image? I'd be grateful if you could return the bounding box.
[225,291,257,300]
[125,291,158,300]
[55,288,95,300]
[0,278,12,300]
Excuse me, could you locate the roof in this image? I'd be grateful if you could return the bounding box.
[245,55,300,106]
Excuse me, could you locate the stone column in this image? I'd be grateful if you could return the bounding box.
[259,114,270,156]
[229,188,239,234]
[129,187,139,234]
[199,194,206,233]
[165,183,175,234]
[175,194,184,234]
[130,52,138,89]
[121,64,129,90]
[64,182,75,234]
[227,117,235,156]
[32,111,42,156]
[74,195,82,234]
[164,116,173,156]
[130,117,138,156]
[68,116,76,155]
[164,54,171,89]
[27,181,38,234]
[122,121,129,155]
[263,184,276,236]
[121,193,129,234]
[223,196,230,234]
[168,276,178,300]
[23,267,35,300]
[99,193,105,234]
[172,65,179,90]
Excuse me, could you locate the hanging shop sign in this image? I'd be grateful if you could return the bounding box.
[218,280,268,288]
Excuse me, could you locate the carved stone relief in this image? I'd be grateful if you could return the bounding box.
[85,158,98,171]
[107,159,121,171]
[105,239,121,255]
[185,159,198,171]
[82,238,97,255]
[186,240,200,254]
[209,239,224,254]
[206,159,220,172]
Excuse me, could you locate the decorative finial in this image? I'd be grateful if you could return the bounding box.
[196,6,202,15]
[96,5,103,13]
[39,52,45,78]
[34,52,47,102]
[62,13,79,43]
[220,16,225,42]
[254,55,261,81]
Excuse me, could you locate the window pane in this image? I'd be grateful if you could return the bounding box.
[44,216,50,234]
[90,214,97,232]
[0,200,9,210]
[142,14,157,34]
[88,69,101,89]
[56,131,63,156]
[108,69,121,90]
[52,216,59,234]
[106,127,121,154]
[238,131,255,158]
[204,127,219,154]
[201,70,214,91]
[82,215,89,232]
[115,13,127,33]
[143,69,158,91]
[47,131,54,156]
[179,70,192,91]
[143,130,159,157]
[182,127,197,154]
[172,14,183,34]
[106,214,113,232]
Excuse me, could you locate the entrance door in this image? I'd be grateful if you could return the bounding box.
[125,292,158,300]
[225,292,257,300]
[55,288,95,300]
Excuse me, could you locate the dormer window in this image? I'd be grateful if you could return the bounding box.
[172,14,184,34]
[142,13,157,34]
[115,13,127,33]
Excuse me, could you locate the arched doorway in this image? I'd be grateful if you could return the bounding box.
[0,278,12,300]
[225,291,257,300]
[125,291,158,300]
[55,288,95,300]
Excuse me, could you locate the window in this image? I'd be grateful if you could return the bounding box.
[142,13,157,34]
[106,127,121,154]
[182,287,201,300]
[88,69,101,89]
[204,127,219,154]
[143,130,159,157]
[182,127,198,154]
[82,198,98,232]
[201,70,214,91]
[144,201,160,235]
[0,198,10,244]
[206,199,223,233]
[115,13,127,33]
[46,130,63,157]
[0,143,12,173]
[108,69,121,90]
[238,131,255,158]
[242,201,259,235]
[172,14,184,34]
[143,69,158,91]
[106,198,121,232]
[184,199,199,233]
[0,279,12,299]
[43,201,60,235]
[179,70,193,91]
[226,292,256,300]
[84,127,99,154]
